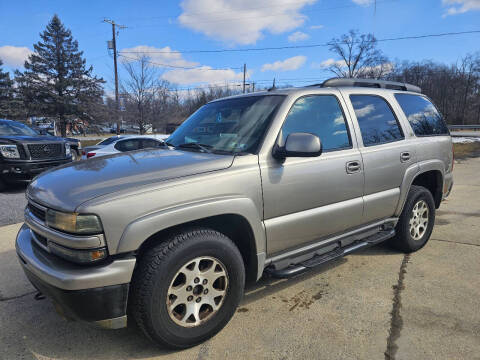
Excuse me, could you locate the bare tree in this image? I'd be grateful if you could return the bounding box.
[327,30,390,79]
[121,56,157,134]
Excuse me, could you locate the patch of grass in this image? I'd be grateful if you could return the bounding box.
[79,139,102,147]
[453,142,480,159]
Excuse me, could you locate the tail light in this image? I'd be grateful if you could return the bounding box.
[87,152,96,158]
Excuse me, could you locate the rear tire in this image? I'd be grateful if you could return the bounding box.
[390,185,435,253]
[130,228,245,349]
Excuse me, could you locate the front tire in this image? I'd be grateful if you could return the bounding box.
[390,185,435,252]
[71,150,80,161]
[130,228,245,349]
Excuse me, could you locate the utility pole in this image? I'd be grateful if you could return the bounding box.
[243,63,246,94]
[103,18,126,134]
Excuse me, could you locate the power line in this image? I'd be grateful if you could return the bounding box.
[118,53,242,71]
[118,30,480,55]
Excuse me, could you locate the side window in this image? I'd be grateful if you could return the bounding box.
[142,139,162,149]
[281,95,351,152]
[350,95,404,146]
[114,139,142,152]
[394,94,449,136]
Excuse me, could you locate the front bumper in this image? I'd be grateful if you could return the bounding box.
[1,158,71,183]
[15,224,136,328]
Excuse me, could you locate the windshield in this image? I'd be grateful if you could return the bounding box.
[0,121,38,136]
[98,136,125,145]
[167,95,285,154]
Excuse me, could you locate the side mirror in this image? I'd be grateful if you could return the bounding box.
[273,132,322,159]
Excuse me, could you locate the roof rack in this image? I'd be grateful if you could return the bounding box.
[314,77,421,93]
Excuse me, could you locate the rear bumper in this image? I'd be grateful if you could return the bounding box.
[15,224,135,328]
[1,158,71,183]
[443,171,453,199]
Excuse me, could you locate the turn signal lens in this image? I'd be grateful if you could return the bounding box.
[47,241,107,264]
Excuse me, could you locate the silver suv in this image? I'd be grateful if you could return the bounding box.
[16,78,453,348]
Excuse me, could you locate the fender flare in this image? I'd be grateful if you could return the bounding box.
[394,160,445,216]
[116,196,266,278]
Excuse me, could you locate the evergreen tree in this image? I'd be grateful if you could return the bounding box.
[0,59,14,119]
[15,15,104,136]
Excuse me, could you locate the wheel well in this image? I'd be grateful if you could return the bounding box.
[411,170,443,208]
[137,214,258,284]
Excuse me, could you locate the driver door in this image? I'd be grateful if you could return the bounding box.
[261,93,365,255]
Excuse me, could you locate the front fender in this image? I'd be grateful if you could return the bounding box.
[116,196,266,258]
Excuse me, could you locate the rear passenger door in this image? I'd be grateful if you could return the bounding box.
[345,93,415,223]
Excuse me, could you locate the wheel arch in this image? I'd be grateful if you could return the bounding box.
[118,197,266,283]
[395,160,444,216]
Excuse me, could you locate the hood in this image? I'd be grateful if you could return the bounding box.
[27,148,234,212]
[0,135,66,144]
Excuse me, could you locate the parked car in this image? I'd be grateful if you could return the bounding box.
[81,135,126,158]
[34,127,82,161]
[84,134,168,158]
[0,119,72,191]
[17,78,453,349]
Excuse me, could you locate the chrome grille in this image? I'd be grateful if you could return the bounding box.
[28,202,46,222]
[27,143,63,159]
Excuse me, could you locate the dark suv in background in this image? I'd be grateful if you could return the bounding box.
[0,119,73,191]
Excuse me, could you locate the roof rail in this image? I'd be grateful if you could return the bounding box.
[318,77,422,93]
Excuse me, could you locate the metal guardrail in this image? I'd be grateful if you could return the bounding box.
[448,125,480,130]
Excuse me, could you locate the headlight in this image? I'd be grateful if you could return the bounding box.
[46,209,103,234]
[47,241,107,264]
[65,143,71,156]
[0,144,20,159]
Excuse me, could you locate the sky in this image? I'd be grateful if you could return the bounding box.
[0,0,479,94]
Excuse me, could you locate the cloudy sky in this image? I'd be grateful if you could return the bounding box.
[1,0,479,92]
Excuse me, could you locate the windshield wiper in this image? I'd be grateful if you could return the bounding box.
[176,142,213,153]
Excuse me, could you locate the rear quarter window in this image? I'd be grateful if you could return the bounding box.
[394,94,449,136]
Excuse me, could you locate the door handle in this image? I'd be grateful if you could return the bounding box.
[400,152,411,162]
[346,161,361,174]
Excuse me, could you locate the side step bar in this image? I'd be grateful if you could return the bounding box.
[266,229,395,279]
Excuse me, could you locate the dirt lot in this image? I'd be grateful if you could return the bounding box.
[0,154,479,360]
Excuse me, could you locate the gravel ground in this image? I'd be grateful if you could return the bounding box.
[0,184,27,226]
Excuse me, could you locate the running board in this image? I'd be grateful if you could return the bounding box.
[266,229,395,279]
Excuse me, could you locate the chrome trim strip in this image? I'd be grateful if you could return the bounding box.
[265,217,398,266]
[25,209,105,249]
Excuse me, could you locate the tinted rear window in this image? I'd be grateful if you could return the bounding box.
[394,94,449,136]
[350,95,404,146]
[99,136,124,145]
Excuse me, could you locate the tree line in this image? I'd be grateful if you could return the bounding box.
[0,16,479,137]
